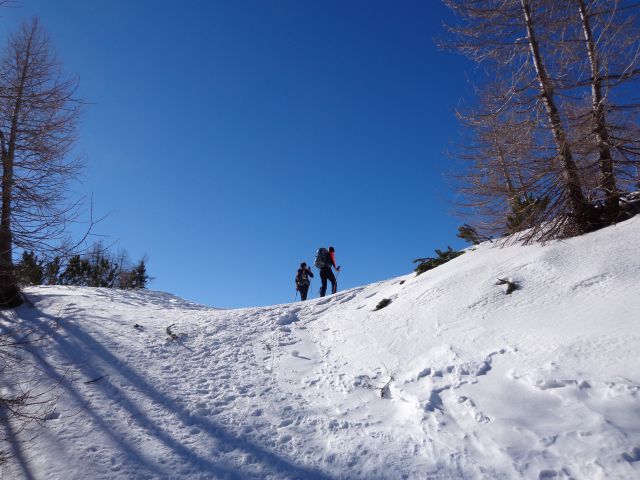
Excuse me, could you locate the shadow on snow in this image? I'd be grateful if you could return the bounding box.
[5,295,333,480]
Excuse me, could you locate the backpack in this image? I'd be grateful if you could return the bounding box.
[296,268,309,286]
[314,248,330,269]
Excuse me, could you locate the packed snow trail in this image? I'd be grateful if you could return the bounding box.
[2,217,640,479]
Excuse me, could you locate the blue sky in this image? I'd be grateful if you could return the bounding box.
[2,1,474,308]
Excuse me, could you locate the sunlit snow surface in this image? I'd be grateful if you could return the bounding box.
[3,218,640,479]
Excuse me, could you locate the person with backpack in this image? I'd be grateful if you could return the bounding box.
[314,246,340,297]
[295,262,314,301]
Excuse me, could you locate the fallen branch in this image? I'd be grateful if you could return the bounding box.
[374,298,392,311]
[84,375,106,384]
[380,376,394,399]
[379,363,394,399]
[166,324,178,340]
[496,278,519,295]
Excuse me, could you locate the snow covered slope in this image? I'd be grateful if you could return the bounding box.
[3,217,640,479]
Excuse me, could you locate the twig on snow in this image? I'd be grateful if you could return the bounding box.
[380,377,394,399]
[84,375,106,384]
[166,324,178,341]
[496,278,520,294]
[379,363,394,399]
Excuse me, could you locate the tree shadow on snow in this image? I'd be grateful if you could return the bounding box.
[1,417,37,480]
[7,301,333,480]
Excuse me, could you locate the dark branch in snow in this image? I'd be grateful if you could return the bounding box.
[83,375,106,385]
[166,324,178,341]
[496,278,520,294]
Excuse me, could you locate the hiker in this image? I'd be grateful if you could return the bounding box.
[295,262,314,301]
[315,246,340,297]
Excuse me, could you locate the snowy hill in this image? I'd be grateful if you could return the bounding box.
[3,217,640,479]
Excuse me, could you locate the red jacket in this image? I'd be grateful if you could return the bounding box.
[329,251,337,269]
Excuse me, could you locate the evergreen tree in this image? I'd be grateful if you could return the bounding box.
[89,256,119,288]
[506,194,549,234]
[60,255,91,286]
[21,243,151,289]
[128,260,149,289]
[457,224,482,245]
[15,251,43,286]
[42,256,62,285]
[414,247,464,276]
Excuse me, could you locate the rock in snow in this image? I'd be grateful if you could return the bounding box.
[2,217,640,479]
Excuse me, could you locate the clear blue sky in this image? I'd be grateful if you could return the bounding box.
[2,1,473,308]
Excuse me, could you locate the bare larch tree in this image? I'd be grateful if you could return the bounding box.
[567,0,640,220]
[443,0,640,241]
[0,18,81,307]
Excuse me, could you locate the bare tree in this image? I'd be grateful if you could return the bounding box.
[538,0,640,219]
[443,0,591,238]
[520,0,591,233]
[0,18,81,307]
[564,0,640,220]
[451,84,543,237]
[575,0,619,220]
[443,0,640,241]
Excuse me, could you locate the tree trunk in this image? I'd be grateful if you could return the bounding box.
[0,32,34,309]
[520,0,590,234]
[0,139,21,308]
[493,134,517,199]
[577,0,619,222]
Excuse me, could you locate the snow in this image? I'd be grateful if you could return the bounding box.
[2,217,640,479]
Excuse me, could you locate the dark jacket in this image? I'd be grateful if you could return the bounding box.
[296,267,314,286]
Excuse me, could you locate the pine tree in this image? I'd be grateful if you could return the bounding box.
[60,255,91,286]
[506,194,550,234]
[89,256,119,288]
[457,224,482,245]
[413,247,464,276]
[42,256,62,285]
[15,251,43,286]
[128,260,149,289]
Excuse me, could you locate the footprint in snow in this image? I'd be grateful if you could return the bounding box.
[338,292,357,303]
[538,469,559,479]
[535,379,578,390]
[291,350,311,360]
[622,447,640,463]
[571,273,612,291]
[277,312,299,325]
[44,406,60,421]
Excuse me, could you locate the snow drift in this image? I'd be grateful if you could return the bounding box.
[2,217,640,479]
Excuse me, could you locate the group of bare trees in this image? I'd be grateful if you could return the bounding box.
[444,0,640,242]
[0,16,81,307]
